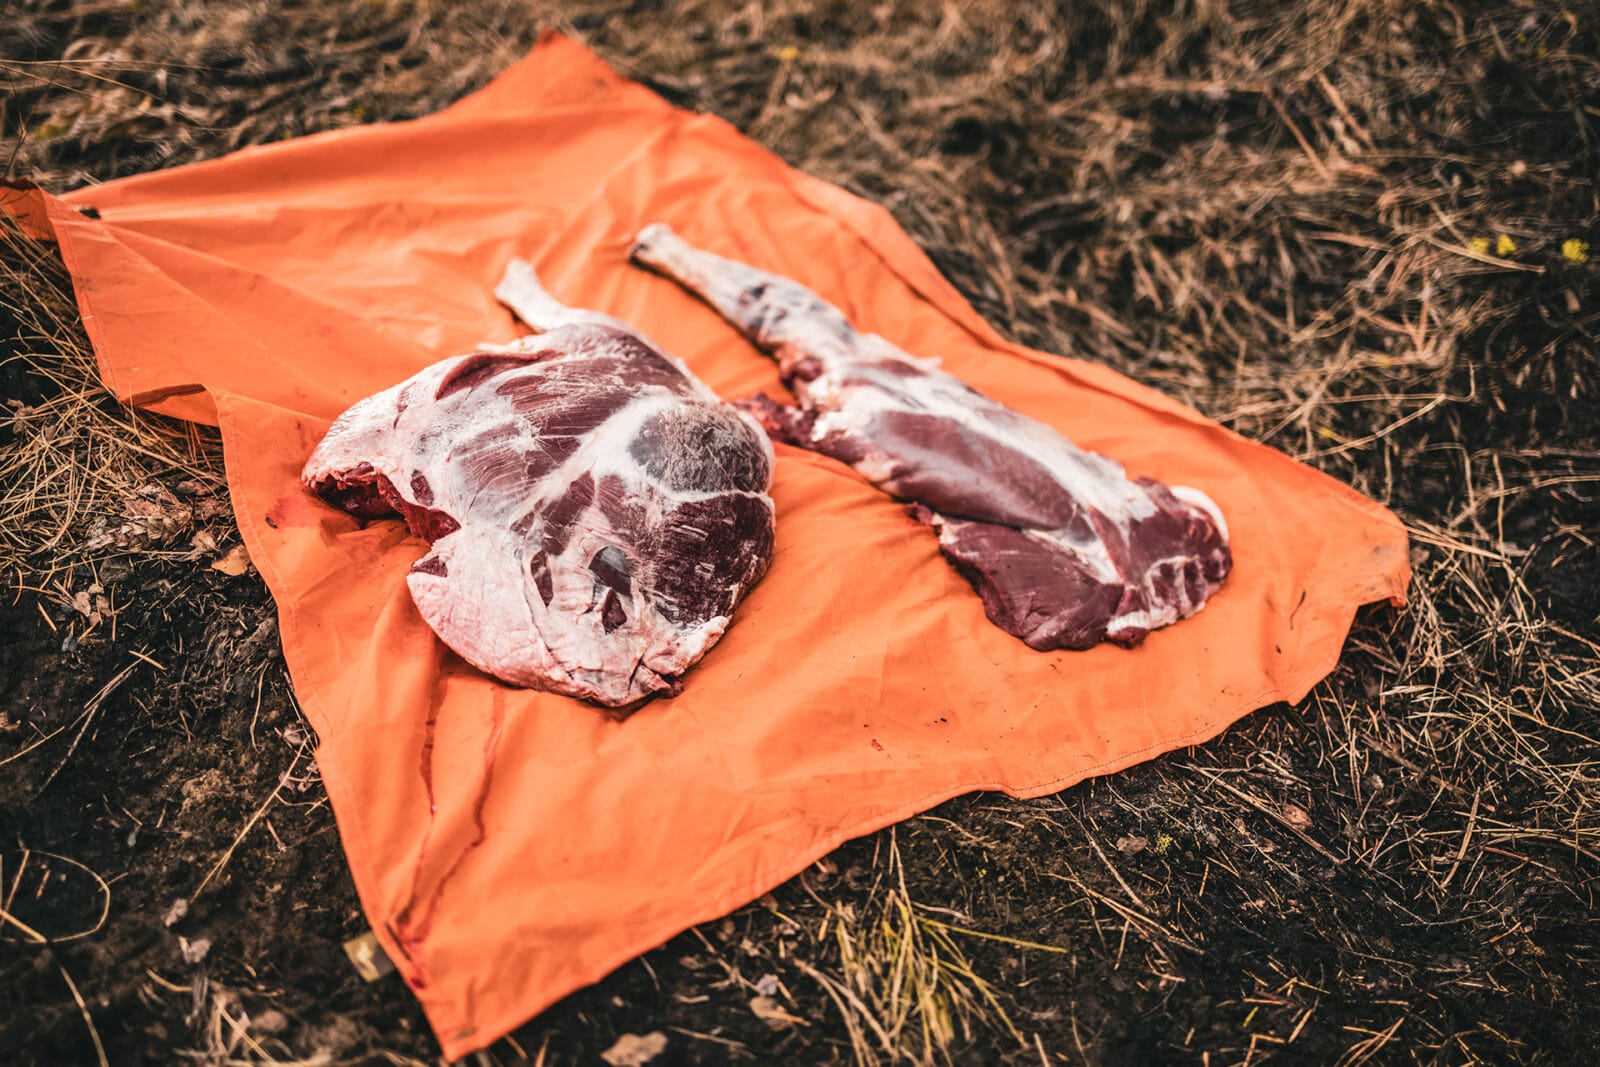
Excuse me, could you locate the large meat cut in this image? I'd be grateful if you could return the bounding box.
[302,259,776,705]
[630,224,1231,651]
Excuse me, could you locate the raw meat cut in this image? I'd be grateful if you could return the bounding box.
[630,224,1231,651]
[301,259,776,705]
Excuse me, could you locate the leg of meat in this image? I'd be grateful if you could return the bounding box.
[630,224,862,381]
[630,224,1231,651]
[301,258,775,705]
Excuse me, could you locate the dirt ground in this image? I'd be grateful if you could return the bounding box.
[3,1,1598,1064]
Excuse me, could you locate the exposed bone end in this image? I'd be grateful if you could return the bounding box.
[494,257,571,332]
[629,222,679,266]
[493,257,541,306]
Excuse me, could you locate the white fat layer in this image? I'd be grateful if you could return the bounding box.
[1021,521,1120,585]
[1170,484,1228,541]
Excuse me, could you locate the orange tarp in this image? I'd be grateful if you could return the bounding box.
[5,34,1408,1058]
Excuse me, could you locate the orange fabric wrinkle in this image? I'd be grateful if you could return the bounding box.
[3,35,1408,1060]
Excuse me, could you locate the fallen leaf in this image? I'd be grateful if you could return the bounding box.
[343,931,395,982]
[1116,835,1149,855]
[179,936,211,965]
[162,899,189,927]
[187,529,220,558]
[1281,803,1312,830]
[211,544,252,576]
[750,995,808,1030]
[252,1010,288,1034]
[600,1031,668,1067]
[66,587,111,628]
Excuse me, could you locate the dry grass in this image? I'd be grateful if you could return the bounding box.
[796,834,1029,1066]
[2,0,1598,1064]
[0,212,225,586]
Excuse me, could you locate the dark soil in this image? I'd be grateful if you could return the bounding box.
[3,1,1597,1064]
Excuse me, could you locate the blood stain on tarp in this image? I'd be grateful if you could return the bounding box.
[267,489,326,531]
[393,681,450,985]
[394,686,507,990]
[419,683,446,815]
[471,689,506,844]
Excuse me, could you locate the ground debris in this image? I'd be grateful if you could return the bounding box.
[749,994,807,1030]
[342,931,395,983]
[68,584,108,622]
[178,936,211,965]
[83,484,231,554]
[599,1031,668,1067]
[186,529,220,559]
[179,769,229,813]
[1281,803,1312,830]
[209,544,252,576]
